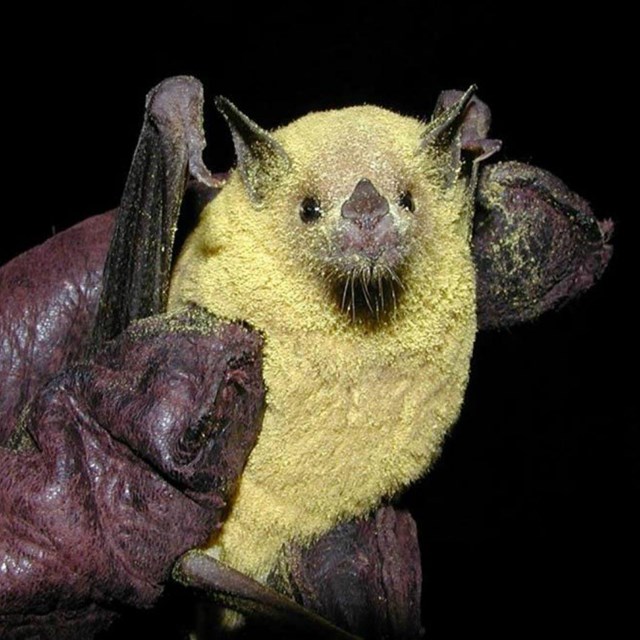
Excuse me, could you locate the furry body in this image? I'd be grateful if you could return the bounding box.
[169,105,477,581]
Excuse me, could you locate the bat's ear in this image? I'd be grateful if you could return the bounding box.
[421,86,501,183]
[216,96,291,203]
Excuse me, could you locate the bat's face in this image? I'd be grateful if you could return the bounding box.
[170,93,481,350]
[180,101,476,330]
[272,107,428,320]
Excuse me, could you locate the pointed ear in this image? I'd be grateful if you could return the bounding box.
[433,89,502,163]
[215,96,291,202]
[421,85,480,179]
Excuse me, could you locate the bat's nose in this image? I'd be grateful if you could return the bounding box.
[341,178,389,229]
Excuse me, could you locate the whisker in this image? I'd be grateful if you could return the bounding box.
[341,276,350,313]
[385,266,405,291]
[361,270,373,313]
[389,278,398,316]
[335,263,404,322]
[378,270,385,314]
[350,276,356,323]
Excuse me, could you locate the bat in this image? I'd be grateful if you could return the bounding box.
[0,76,612,639]
[169,88,483,588]
[168,83,612,632]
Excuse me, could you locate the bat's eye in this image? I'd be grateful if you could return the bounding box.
[398,190,415,212]
[300,196,323,223]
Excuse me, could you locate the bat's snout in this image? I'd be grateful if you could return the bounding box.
[336,178,405,265]
[341,178,389,230]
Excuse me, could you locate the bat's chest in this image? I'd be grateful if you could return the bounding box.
[212,318,474,580]
[258,329,438,475]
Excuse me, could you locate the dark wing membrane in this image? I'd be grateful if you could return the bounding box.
[89,76,215,353]
[473,161,613,329]
[173,551,361,640]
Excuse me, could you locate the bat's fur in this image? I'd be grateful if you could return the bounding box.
[169,103,477,582]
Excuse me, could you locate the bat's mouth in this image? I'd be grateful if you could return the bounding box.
[333,262,405,323]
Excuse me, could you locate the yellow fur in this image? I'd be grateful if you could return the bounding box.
[169,106,477,581]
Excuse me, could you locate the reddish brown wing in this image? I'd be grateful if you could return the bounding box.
[473,160,613,328]
[0,308,264,640]
[433,89,612,329]
[0,76,265,640]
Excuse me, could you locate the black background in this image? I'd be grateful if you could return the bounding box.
[4,3,636,638]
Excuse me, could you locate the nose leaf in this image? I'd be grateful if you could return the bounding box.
[341,178,389,229]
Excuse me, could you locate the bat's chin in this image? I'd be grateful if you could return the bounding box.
[331,255,406,323]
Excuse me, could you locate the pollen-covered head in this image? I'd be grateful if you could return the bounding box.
[212,92,477,322]
[273,105,429,319]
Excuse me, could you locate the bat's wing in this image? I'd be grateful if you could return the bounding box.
[0,213,113,445]
[173,506,422,639]
[275,505,423,640]
[0,77,220,445]
[436,88,614,329]
[89,75,219,353]
[473,161,613,329]
[0,307,265,640]
[173,552,362,640]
